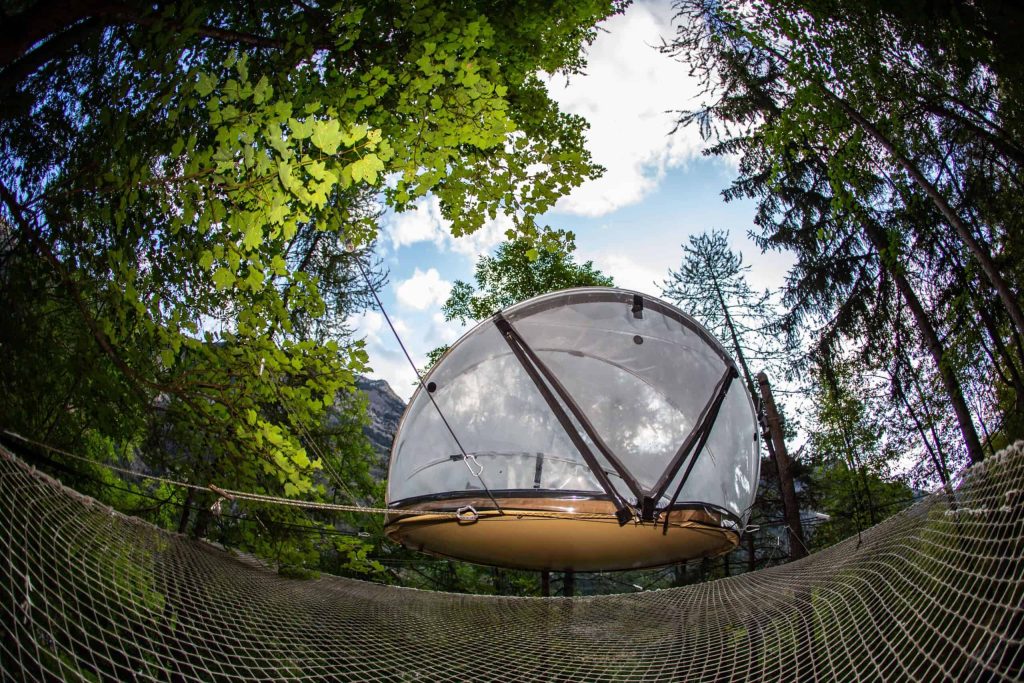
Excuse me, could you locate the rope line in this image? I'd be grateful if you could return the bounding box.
[1,431,623,521]
[1,430,449,518]
[350,249,505,514]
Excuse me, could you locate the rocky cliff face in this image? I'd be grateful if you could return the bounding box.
[356,376,406,472]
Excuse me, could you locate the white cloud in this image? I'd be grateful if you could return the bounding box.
[347,309,418,398]
[382,195,510,260]
[348,308,421,400]
[427,312,469,346]
[365,346,420,400]
[357,312,469,401]
[582,250,664,294]
[391,317,411,336]
[743,247,796,294]
[394,268,453,311]
[547,0,706,216]
[384,196,448,251]
[345,309,384,344]
[448,213,513,259]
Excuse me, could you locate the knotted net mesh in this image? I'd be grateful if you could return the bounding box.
[1,442,1022,682]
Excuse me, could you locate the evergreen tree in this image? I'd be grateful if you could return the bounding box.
[664,0,1024,468]
[662,229,786,397]
[662,229,807,562]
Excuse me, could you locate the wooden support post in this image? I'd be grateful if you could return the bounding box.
[757,371,807,560]
[540,570,550,597]
[746,528,756,572]
[564,571,575,597]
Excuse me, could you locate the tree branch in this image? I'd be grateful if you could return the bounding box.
[0,180,158,397]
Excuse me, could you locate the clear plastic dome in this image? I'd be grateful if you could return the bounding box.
[387,288,759,531]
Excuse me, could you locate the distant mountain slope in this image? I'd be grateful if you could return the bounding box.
[355,376,406,471]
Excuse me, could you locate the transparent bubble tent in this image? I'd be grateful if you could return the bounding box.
[385,288,759,571]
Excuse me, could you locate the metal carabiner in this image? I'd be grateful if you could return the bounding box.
[463,454,484,478]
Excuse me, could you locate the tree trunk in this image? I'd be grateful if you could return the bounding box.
[974,295,1024,413]
[892,377,950,486]
[896,344,953,477]
[176,487,194,534]
[756,371,806,560]
[861,220,985,464]
[0,0,118,70]
[831,92,1024,343]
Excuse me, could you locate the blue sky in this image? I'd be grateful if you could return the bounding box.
[351,0,794,399]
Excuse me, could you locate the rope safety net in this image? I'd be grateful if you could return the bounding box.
[1,442,1022,682]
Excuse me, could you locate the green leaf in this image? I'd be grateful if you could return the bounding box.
[278,160,294,190]
[348,153,385,185]
[273,100,292,120]
[223,79,241,102]
[288,117,314,140]
[269,204,289,225]
[307,160,329,180]
[252,75,272,104]
[213,267,234,290]
[340,123,368,146]
[245,267,264,291]
[311,119,342,155]
[196,72,217,97]
[199,251,214,270]
[243,223,263,251]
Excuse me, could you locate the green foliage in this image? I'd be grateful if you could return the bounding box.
[804,360,915,549]
[442,238,614,324]
[667,0,1024,474]
[0,0,623,574]
[662,229,790,396]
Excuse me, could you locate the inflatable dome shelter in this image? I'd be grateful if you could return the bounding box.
[385,288,759,571]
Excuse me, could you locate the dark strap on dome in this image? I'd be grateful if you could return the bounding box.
[495,313,637,525]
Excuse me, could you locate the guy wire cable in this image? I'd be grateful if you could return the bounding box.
[349,243,505,515]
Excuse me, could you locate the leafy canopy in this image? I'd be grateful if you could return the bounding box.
[444,239,614,323]
[0,0,625,571]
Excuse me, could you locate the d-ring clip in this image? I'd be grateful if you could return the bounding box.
[456,505,479,523]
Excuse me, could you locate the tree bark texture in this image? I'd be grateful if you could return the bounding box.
[756,371,807,560]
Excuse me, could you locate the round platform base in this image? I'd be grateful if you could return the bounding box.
[385,498,739,572]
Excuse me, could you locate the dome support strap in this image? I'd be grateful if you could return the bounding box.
[659,367,738,534]
[495,313,636,525]
[650,365,738,503]
[632,294,644,319]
